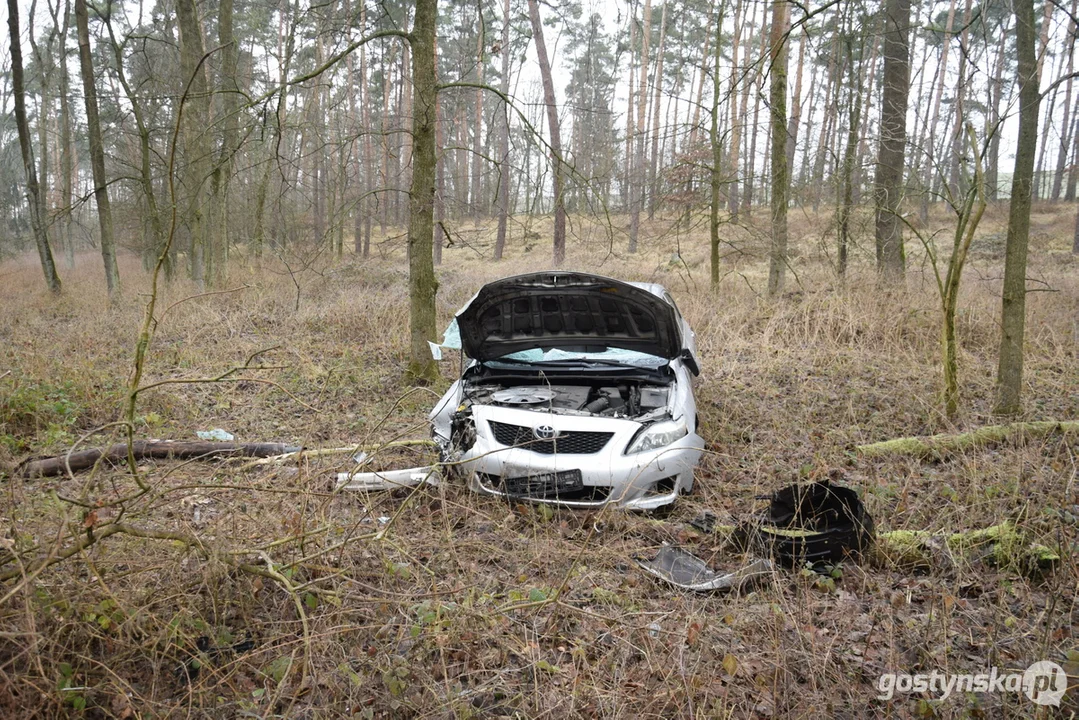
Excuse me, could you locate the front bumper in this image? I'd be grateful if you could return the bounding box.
[454,406,704,510]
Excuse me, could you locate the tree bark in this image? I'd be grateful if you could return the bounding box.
[527,0,566,264]
[857,421,1079,460]
[647,2,668,220]
[406,0,439,382]
[920,0,956,220]
[75,0,120,297]
[7,0,61,294]
[727,0,744,219]
[986,23,1009,201]
[207,0,238,286]
[837,39,862,278]
[629,0,652,252]
[994,0,1040,415]
[472,22,485,220]
[786,27,805,180]
[766,0,789,297]
[176,0,211,289]
[103,13,169,279]
[55,0,75,269]
[494,0,511,259]
[873,0,911,281]
[1051,1,1076,200]
[710,0,726,290]
[16,441,302,478]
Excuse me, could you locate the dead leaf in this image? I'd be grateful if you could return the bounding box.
[721,653,739,676]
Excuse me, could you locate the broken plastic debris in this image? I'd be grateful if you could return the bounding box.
[428,341,443,361]
[196,429,235,441]
[635,546,774,592]
[748,480,875,567]
[336,465,441,492]
[352,450,369,465]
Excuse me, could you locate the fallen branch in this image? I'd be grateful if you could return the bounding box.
[856,421,1079,459]
[872,522,1059,575]
[14,440,301,479]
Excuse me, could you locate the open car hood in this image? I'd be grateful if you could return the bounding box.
[456,271,684,362]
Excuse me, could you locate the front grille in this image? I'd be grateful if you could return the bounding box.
[488,421,613,454]
[477,472,611,502]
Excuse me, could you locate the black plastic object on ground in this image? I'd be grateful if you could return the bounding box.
[748,481,875,567]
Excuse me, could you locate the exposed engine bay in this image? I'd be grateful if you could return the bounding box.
[462,380,670,419]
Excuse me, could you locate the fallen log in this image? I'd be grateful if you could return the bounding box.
[856,420,1079,459]
[14,440,302,478]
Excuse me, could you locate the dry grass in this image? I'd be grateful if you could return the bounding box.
[0,204,1077,718]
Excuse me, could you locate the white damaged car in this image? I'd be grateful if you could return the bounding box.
[429,271,704,510]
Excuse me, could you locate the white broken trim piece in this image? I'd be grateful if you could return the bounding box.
[335,465,441,492]
[635,546,774,592]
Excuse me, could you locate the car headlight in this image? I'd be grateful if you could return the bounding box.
[625,419,688,454]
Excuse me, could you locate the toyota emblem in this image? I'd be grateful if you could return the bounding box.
[533,425,559,441]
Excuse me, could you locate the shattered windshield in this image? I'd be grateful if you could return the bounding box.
[436,318,667,369]
[496,347,666,368]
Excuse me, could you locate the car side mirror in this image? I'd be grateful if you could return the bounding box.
[680,349,700,377]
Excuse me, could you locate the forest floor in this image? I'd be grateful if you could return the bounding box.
[0,203,1077,718]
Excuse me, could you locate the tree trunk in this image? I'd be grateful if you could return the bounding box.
[207,0,238,286]
[494,0,511,259]
[103,13,169,279]
[786,27,805,180]
[710,1,726,290]
[986,24,1009,201]
[837,39,862,279]
[1073,203,1079,253]
[726,0,743,219]
[527,0,566,264]
[472,23,485,220]
[767,0,789,297]
[56,0,75,269]
[75,0,119,298]
[994,0,1040,415]
[647,2,668,220]
[1051,2,1076,200]
[624,20,636,213]
[873,0,911,281]
[945,0,974,201]
[1068,103,1079,201]
[406,0,439,383]
[176,0,211,289]
[745,9,770,214]
[7,0,61,294]
[920,0,956,220]
[360,0,373,256]
[629,0,652,252]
